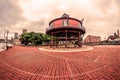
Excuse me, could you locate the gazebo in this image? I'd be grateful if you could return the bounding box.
[46,13,86,48]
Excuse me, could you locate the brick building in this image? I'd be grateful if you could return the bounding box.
[23,29,27,34]
[14,32,18,39]
[84,35,101,44]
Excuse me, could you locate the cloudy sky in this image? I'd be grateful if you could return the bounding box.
[0,0,120,39]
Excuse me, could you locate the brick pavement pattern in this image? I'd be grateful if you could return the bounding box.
[0,46,120,80]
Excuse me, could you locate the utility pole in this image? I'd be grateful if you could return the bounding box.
[6,30,9,50]
[4,29,6,49]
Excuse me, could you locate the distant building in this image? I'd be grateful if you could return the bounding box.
[107,29,120,41]
[84,35,101,44]
[107,29,120,44]
[14,32,18,39]
[23,29,27,34]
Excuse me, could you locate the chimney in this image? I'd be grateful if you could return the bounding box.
[117,29,119,37]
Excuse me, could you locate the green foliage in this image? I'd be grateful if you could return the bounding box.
[101,40,109,43]
[20,32,51,46]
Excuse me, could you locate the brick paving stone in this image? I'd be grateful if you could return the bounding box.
[0,45,120,79]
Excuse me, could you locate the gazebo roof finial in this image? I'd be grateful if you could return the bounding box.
[62,13,69,18]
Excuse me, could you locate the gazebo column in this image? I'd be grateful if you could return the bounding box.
[78,31,80,42]
[65,30,67,48]
[56,37,58,48]
[78,31,82,47]
[50,32,54,48]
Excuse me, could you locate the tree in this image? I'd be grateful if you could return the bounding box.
[20,32,51,46]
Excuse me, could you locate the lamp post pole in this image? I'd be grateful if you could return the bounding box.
[6,30,9,50]
[4,29,6,49]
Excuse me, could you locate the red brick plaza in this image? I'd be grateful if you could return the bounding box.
[0,45,120,80]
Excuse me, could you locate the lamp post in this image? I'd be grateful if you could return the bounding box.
[6,30,9,50]
[4,29,6,49]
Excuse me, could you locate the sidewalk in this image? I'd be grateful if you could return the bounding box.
[0,43,5,51]
[39,46,93,52]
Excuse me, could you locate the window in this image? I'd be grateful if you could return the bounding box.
[63,19,69,26]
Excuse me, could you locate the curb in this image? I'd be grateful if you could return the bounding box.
[38,47,93,52]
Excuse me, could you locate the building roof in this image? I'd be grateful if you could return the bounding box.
[49,14,83,26]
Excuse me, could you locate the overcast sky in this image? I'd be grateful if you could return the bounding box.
[0,0,120,39]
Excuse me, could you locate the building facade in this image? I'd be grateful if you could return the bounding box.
[23,29,27,34]
[14,32,18,39]
[46,14,86,48]
[84,35,101,44]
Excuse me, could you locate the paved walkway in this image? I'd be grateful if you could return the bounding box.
[39,46,93,52]
[0,45,120,80]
